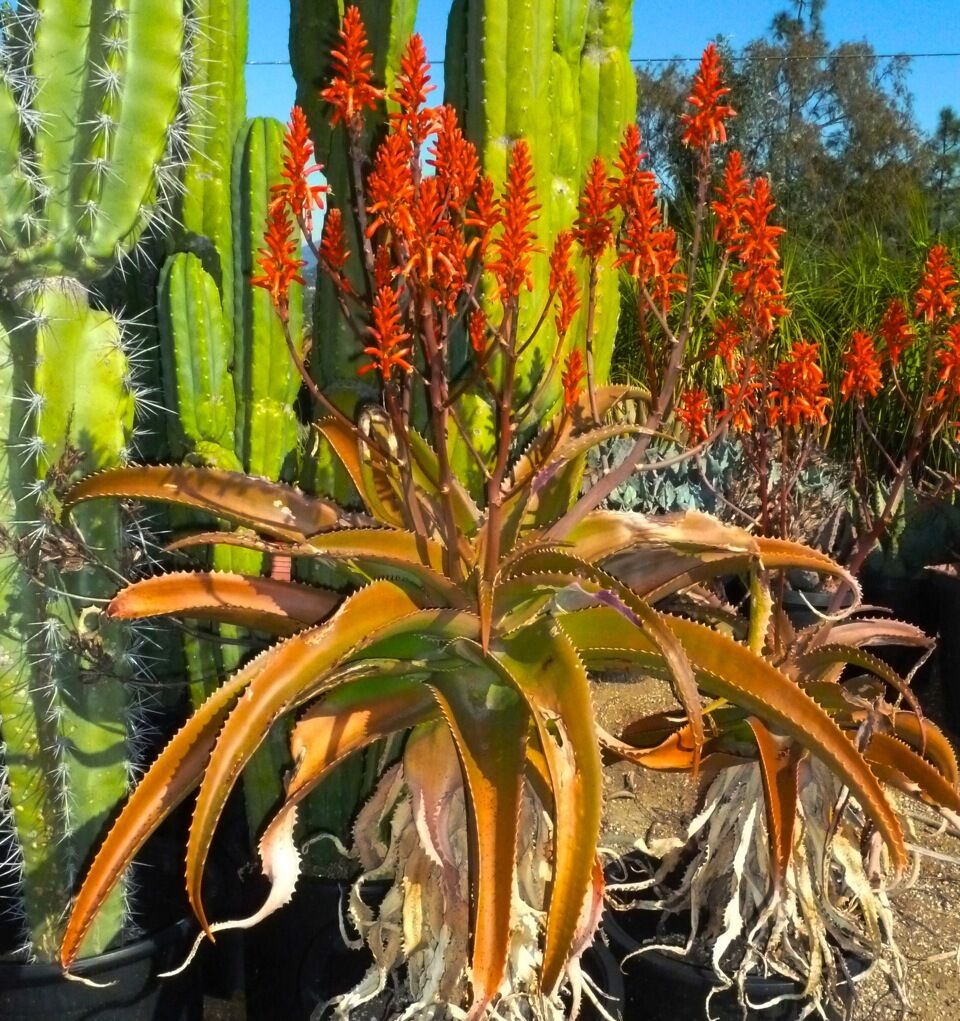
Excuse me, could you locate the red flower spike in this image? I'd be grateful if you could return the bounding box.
[469,309,488,354]
[250,204,305,318]
[574,157,615,260]
[367,131,416,239]
[721,375,761,434]
[488,140,541,301]
[915,244,958,324]
[706,316,742,370]
[430,105,479,212]
[612,124,655,211]
[320,208,350,273]
[730,177,788,336]
[767,340,831,430]
[391,33,435,146]
[359,286,413,379]
[562,349,586,411]
[712,150,748,245]
[680,43,735,150]
[934,323,960,406]
[616,176,684,307]
[676,388,711,442]
[465,175,500,257]
[840,330,883,404]
[550,231,581,338]
[373,245,394,290]
[878,298,915,369]
[271,106,328,234]
[320,6,384,129]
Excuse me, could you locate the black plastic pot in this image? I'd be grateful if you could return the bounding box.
[603,909,860,1021]
[244,873,382,1021]
[928,566,960,728]
[0,919,202,1021]
[580,938,626,1021]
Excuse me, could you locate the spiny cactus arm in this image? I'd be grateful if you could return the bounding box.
[107,571,342,633]
[428,666,529,1019]
[558,605,909,871]
[59,647,271,969]
[0,80,31,248]
[160,254,242,471]
[64,464,342,541]
[487,620,602,996]
[84,0,184,265]
[233,117,303,483]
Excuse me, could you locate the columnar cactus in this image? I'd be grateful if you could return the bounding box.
[0,0,188,960]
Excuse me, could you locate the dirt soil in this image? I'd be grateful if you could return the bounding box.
[591,672,960,1021]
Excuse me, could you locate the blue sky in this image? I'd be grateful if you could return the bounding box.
[246,0,960,132]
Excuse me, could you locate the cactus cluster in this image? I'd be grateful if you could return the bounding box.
[0,0,193,961]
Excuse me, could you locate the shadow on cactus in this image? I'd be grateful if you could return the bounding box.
[54,11,949,1020]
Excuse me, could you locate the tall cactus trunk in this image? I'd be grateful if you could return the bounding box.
[0,282,136,959]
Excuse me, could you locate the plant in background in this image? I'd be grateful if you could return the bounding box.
[600,582,956,1017]
[0,0,193,960]
[47,14,934,1019]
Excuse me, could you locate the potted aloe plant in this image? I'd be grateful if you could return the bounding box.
[46,11,954,1021]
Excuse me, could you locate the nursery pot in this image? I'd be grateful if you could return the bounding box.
[603,908,861,1021]
[0,919,202,1021]
[927,565,960,729]
[244,872,384,1021]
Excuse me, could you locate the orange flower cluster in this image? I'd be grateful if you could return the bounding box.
[320,208,350,274]
[272,106,328,233]
[767,341,831,430]
[729,177,788,337]
[614,127,683,307]
[250,203,305,319]
[915,244,958,323]
[320,5,384,129]
[712,150,748,245]
[469,309,487,355]
[706,316,742,369]
[574,157,615,260]
[488,140,541,302]
[562,349,586,411]
[680,43,735,150]
[360,286,413,379]
[840,330,883,404]
[430,106,480,214]
[550,230,581,338]
[676,388,711,441]
[878,298,914,368]
[366,132,416,238]
[935,323,960,405]
[721,375,761,434]
[391,34,435,147]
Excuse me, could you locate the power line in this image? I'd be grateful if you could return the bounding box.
[246,51,960,68]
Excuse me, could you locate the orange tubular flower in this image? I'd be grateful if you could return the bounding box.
[676,388,711,442]
[915,244,958,324]
[320,6,384,129]
[767,340,831,430]
[616,176,684,308]
[612,124,656,211]
[840,330,883,404]
[878,298,914,369]
[469,309,488,354]
[320,208,350,272]
[431,105,479,212]
[550,231,581,337]
[680,43,735,151]
[731,177,788,336]
[706,316,742,370]
[574,157,615,260]
[391,33,435,147]
[359,286,413,379]
[562,349,586,411]
[271,106,328,233]
[366,131,416,239]
[712,150,748,245]
[721,375,761,434]
[934,323,960,405]
[488,140,541,302]
[250,204,305,318]
[465,175,500,258]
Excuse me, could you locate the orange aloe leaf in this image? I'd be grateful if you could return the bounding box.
[60,643,282,968]
[863,732,960,814]
[799,616,933,654]
[428,667,529,1020]
[64,465,340,541]
[185,592,481,934]
[407,429,482,534]
[747,718,803,892]
[488,621,603,995]
[890,711,959,786]
[558,605,908,870]
[108,571,341,635]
